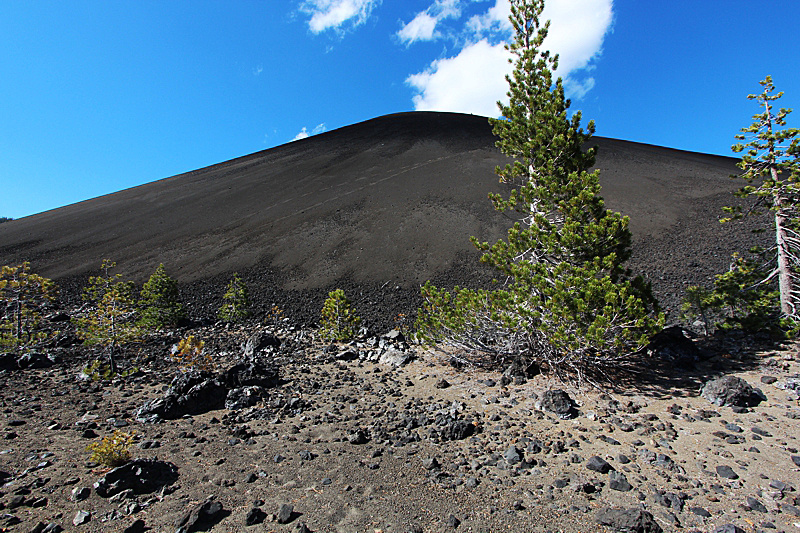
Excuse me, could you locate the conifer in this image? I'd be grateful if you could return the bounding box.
[416,0,662,381]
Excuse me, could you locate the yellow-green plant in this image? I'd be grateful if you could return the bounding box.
[74,260,141,375]
[86,430,135,467]
[81,359,139,381]
[171,335,215,372]
[0,263,58,353]
[218,273,250,323]
[320,289,361,341]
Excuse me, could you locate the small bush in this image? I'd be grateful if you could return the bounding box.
[320,289,361,341]
[171,335,215,372]
[81,359,139,381]
[682,253,786,336]
[218,273,250,323]
[138,263,185,330]
[86,430,135,467]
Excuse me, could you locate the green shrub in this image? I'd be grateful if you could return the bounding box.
[218,273,250,323]
[683,253,788,335]
[139,263,185,330]
[0,262,58,352]
[74,259,141,375]
[320,289,361,341]
[86,430,135,467]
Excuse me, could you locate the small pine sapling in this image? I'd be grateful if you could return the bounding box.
[138,263,185,330]
[170,335,215,372]
[0,262,58,353]
[218,273,251,323]
[75,259,141,375]
[320,289,361,341]
[86,430,135,468]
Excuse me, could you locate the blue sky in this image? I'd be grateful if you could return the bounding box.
[1,0,798,219]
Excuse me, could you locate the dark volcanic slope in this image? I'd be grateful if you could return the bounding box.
[0,112,758,328]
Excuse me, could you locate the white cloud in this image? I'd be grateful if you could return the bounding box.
[292,123,327,142]
[397,0,466,44]
[407,0,614,114]
[398,12,438,43]
[301,0,381,33]
[407,39,510,117]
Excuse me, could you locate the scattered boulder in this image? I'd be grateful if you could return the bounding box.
[536,389,576,419]
[17,352,58,369]
[225,386,266,410]
[134,371,227,422]
[242,330,280,357]
[94,459,179,498]
[595,507,662,533]
[701,376,766,407]
[646,326,707,368]
[587,456,613,474]
[0,352,57,370]
[225,357,279,389]
[277,503,294,524]
[379,348,412,367]
[174,498,226,533]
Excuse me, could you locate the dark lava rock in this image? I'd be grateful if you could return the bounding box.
[245,507,267,526]
[791,455,800,467]
[446,514,461,529]
[225,357,279,389]
[701,376,766,407]
[435,379,451,389]
[174,498,226,533]
[277,503,294,524]
[690,506,712,517]
[595,507,662,533]
[348,428,369,445]
[437,418,475,441]
[609,471,633,491]
[225,386,266,410]
[503,356,540,379]
[94,459,179,497]
[746,496,768,513]
[716,465,739,480]
[503,446,522,465]
[242,330,280,356]
[16,352,58,369]
[653,491,685,513]
[538,389,576,419]
[134,371,227,422]
[646,326,708,368]
[587,455,613,474]
[712,525,746,533]
[122,519,146,533]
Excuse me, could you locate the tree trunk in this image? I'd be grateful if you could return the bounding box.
[774,182,795,317]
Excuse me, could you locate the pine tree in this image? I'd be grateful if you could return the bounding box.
[218,273,250,323]
[320,289,361,341]
[139,263,185,330]
[0,262,58,352]
[722,76,800,323]
[416,0,662,381]
[75,259,141,375]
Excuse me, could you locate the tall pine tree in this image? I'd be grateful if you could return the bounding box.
[416,0,662,382]
[723,76,800,323]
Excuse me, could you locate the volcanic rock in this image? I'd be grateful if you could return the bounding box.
[701,376,766,407]
[93,459,179,497]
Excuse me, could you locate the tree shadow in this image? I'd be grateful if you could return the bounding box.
[603,329,790,399]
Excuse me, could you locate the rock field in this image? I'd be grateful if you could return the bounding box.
[2,320,800,533]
